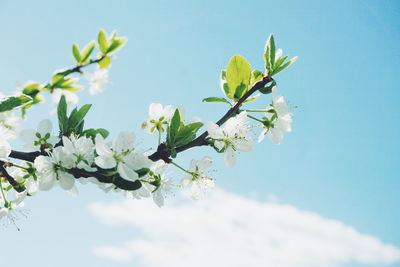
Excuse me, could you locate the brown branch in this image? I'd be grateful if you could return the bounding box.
[0,162,25,193]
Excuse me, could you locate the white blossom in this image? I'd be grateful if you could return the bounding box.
[62,135,96,172]
[34,146,75,191]
[86,68,109,95]
[142,103,175,134]
[0,111,19,140]
[181,156,214,200]
[150,161,174,207]
[207,111,252,167]
[95,133,152,182]
[0,138,11,160]
[19,119,59,152]
[7,165,38,196]
[258,87,293,144]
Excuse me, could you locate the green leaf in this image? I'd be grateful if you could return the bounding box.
[264,34,276,72]
[250,70,263,87]
[84,128,109,139]
[98,29,108,54]
[226,55,252,100]
[274,55,288,70]
[202,97,231,105]
[51,74,65,86]
[268,35,276,70]
[57,95,68,132]
[98,56,111,69]
[22,83,41,97]
[259,80,276,94]
[80,41,95,63]
[270,56,298,76]
[173,122,203,147]
[72,44,81,63]
[106,37,127,54]
[167,109,182,146]
[67,104,91,133]
[0,95,32,112]
[96,128,109,138]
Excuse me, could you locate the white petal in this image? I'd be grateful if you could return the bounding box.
[152,190,164,207]
[39,172,56,191]
[26,179,39,195]
[206,122,224,139]
[269,128,284,144]
[95,155,116,169]
[37,119,52,135]
[258,128,268,143]
[0,139,11,159]
[112,132,135,153]
[59,172,75,190]
[163,105,175,120]
[198,156,213,170]
[235,139,253,152]
[214,141,225,150]
[117,162,139,182]
[223,146,236,168]
[149,103,163,120]
[95,134,113,157]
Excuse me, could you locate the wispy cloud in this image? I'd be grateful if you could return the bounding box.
[88,189,400,267]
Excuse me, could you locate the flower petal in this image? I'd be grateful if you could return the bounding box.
[224,146,236,168]
[117,162,139,182]
[95,134,113,157]
[149,103,163,120]
[37,119,52,135]
[95,155,116,169]
[59,172,75,190]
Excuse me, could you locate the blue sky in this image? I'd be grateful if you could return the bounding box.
[0,1,399,266]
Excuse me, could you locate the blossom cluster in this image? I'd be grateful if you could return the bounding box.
[0,31,297,224]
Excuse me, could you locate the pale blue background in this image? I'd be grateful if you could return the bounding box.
[0,0,399,266]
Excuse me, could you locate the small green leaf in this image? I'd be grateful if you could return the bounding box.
[274,55,288,70]
[259,80,276,94]
[264,34,276,72]
[250,70,263,87]
[106,37,127,54]
[270,56,298,76]
[51,74,65,86]
[0,95,32,112]
[174,122,203,147]
[268,35,276,70]
[226,55,252,100]
[98,56,111,69]
[202,97,231,105]
[57,95,68,132]
[72,44,81,63]
[96,128,109,138]
[22,83,41,97]
[80,41,95,63]
[167,109,182,146]
[98,29,108,54]
[66,104,91,134]
[170,148,177,158]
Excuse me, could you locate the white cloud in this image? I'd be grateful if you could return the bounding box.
[88,189,400,267]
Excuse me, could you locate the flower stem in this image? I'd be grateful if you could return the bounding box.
[243,109,269,113]
[247,114,264,123]
[171,162,193,175]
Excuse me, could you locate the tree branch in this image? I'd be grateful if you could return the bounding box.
[0,162,25,193]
